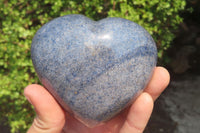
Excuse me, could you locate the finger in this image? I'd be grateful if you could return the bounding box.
[144,66,170,101]
[119,92,153,133]
[24,84,65,133]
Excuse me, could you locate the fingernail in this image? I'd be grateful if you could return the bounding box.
[25,96,33,105]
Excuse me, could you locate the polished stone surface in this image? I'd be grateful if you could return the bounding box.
[31,14,157,126]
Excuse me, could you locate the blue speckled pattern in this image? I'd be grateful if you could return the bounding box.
[31,14,157,126]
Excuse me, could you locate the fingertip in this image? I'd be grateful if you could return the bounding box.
[129,92,154,119]
[145,66,170,101]
[24,84,43,98]
[120,93,154,133]
[140,92,154,108]
[156,66,170,87]
[24,84,42,104]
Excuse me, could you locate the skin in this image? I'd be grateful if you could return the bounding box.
[24,66,170,133]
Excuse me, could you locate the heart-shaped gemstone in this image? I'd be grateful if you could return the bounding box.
[31,14,157,127]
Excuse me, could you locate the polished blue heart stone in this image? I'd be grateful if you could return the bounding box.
[31,14,157,126]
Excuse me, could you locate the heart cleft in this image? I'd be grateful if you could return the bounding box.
[31,14,157,127]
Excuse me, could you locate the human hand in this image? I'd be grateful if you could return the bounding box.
[24,66,170,133]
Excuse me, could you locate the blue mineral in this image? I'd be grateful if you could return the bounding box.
[31,14,157,126]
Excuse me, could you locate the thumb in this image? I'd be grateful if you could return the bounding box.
[24,84,65,133]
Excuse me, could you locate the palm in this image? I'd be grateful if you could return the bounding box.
[25,67,170,133]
